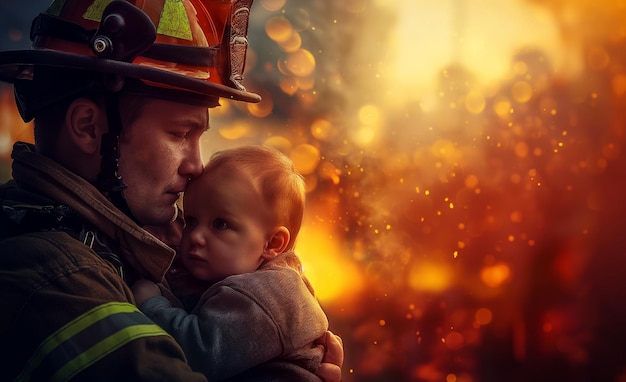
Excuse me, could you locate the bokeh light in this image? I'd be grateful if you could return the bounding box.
[3,0,626,381]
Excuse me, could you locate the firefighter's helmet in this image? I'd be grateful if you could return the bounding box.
[0,0,260,121]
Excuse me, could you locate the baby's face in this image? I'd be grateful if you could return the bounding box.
[179,168,270,282]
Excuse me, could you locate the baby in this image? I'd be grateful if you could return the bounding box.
[133,145,328,381]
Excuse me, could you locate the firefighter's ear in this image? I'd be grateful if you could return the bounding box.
[65,98,104,154]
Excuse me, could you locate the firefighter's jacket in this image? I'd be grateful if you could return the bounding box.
[0,142,206,381]
[0,142,329,381]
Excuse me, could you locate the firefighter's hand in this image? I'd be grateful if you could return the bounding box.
[132,279,162,307]
[315,330,344,382]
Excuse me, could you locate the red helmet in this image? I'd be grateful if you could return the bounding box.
[0,0,260,121]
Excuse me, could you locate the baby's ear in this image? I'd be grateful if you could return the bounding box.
[262,226,290,260]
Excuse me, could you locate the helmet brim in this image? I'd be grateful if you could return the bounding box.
[0,49,262,104]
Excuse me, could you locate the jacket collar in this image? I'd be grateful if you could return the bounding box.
[10,142,175,282]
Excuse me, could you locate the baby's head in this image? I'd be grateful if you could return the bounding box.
[180,145,306,282]
[201,145,306,249]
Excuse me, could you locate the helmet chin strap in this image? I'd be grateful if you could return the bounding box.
[96,83,140,224]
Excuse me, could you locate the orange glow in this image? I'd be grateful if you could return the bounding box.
[216,120,251,140]
[475,308,493,326]
[289,144,320,175]
[465,90,486,114]
[265,16,293,43]
[357,104,381,126]
[247,99,273,118]
[310,119,334,141]
[296,225,365,302]
[480,262,512,288]
[409,262,453,293]
[259,0,286,12]
[444,331,464,350]
[278,76,299,95]
[277,31,302,53]
[283,49,316,77]
[3,0,626,380]
[262,136,292,153]
[0,87,32,158]
[512,81,533,103]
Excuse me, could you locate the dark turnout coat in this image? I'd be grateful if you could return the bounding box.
[0,142,327,381]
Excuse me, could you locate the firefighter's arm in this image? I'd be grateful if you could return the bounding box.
[0,233,206,382]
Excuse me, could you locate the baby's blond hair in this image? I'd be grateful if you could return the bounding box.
[204,145,306,250]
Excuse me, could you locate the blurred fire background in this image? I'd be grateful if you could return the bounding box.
[3,0,626,381]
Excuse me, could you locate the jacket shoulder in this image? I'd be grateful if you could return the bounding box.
[1,230,102,258]
[0,231,207,382]
[0,231,118,283]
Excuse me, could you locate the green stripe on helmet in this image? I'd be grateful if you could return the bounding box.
[83,0,115,22]
[157,0,193,41]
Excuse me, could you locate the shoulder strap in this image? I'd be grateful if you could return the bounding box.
[1,201,127,280]
[76,225,125,280]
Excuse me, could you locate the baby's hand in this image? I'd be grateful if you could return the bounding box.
[131,279,162,307]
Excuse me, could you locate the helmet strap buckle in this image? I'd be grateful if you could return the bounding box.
[89,1,156,62]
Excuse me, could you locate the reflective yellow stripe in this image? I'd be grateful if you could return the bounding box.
[16,302,170,382]
[157,0,193,41]
[83,0,114,22]
[52,324,169,382]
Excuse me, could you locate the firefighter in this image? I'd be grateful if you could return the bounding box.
[0,0,343,380]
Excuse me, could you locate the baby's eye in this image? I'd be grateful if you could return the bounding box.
[212,218,229,230]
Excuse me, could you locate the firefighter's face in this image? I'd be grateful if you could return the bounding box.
[117,98,207,226]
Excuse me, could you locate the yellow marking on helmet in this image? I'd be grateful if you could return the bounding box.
[83,0,115,22]
[46,0,68,16]
[157,0,193,41]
